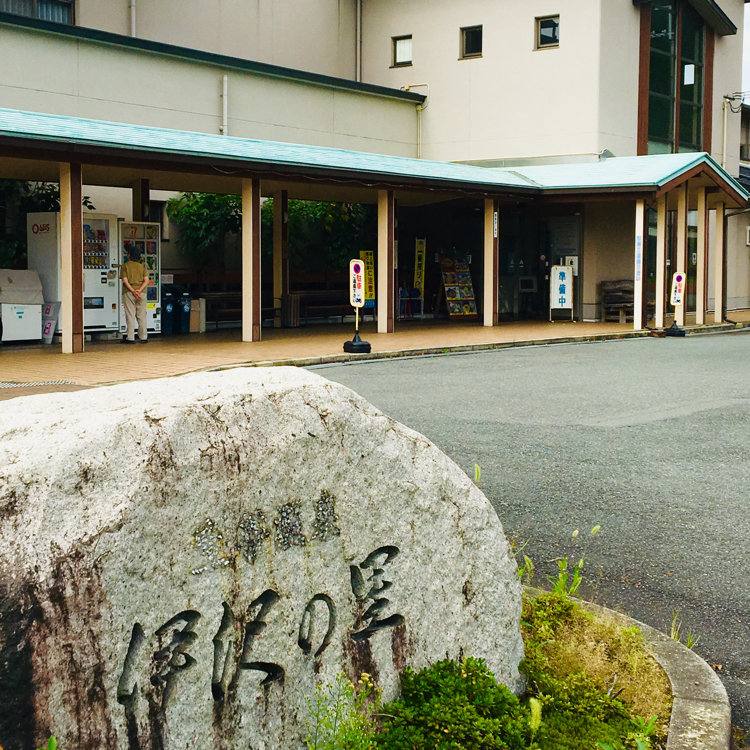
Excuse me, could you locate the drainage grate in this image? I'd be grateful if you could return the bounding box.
[0,380,77,388]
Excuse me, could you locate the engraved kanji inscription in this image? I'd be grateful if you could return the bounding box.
[350,545,404,641]
[298,594,336,657]
[150,610,201,706]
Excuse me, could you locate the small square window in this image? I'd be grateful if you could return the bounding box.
[536,15,559,49]
[461,25,482,59]
[392,35,412,67]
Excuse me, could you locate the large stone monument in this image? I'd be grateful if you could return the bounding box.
[0,367,523,749]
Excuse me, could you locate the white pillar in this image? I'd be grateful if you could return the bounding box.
[483,199,499,327]
[633,199,646,331]
[713,202,725,324]
[655,194,667,329]
[675,184,688,327]
[59,162,83,354]
[242,178,261,342]
[695,187,707,325]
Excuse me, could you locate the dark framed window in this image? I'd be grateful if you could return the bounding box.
[536,15,560,49]
[460,25,482,58]
[392,35,412,67]
[0,0,73,23]
[647,1,705,154]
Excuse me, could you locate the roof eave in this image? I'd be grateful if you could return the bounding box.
[0,12,425,104]
[0,134,537,197]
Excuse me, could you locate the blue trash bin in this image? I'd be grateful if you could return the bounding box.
[161,288,176,335]
[178,292,191,334]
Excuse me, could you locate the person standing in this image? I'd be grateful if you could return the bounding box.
[120,245,149,343]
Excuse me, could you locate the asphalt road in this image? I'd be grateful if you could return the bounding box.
[316,331,750,732]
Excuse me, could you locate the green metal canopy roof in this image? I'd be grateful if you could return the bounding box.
[503,152,750,200]
[0,108,536,192]
[0,107,746,203]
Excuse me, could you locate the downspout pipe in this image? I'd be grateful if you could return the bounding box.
[401,83,429,159]
[129,0,136,37]
[221,74,228,135]
[355,0,362,82]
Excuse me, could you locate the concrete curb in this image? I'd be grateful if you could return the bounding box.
[578,601,731,750]
[524,587,731,750]
[203,320,750,374]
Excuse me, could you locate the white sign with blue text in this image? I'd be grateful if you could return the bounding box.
[550,265,574,317]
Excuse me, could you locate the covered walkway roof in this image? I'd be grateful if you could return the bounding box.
[0,108,747,206]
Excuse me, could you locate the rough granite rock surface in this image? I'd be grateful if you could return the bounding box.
[0,367,523,750]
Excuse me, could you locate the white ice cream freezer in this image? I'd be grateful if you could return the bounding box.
[0,269,43,342]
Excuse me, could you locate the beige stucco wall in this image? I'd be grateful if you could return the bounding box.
[361,0,744,167]
[597,3,641,157]
[709,0,744,176]
[361,0,604,163]
[76,0,357,79]
[726,212,750,309]
[582,201,635,320]
[0,24,417,156]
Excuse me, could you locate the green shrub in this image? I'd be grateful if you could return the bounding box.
[375,657,533,749]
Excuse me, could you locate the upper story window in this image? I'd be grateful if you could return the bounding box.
[0,0,73,23]
[647,0,705,154]
[460,25,482,58]
[392,35,412,67]
[536,15,560,49]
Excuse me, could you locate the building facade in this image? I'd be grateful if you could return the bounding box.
[0,0,747,352]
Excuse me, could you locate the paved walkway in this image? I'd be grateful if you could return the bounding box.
[1,312,748,399]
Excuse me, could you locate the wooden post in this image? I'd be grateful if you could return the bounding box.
[132,178,150,222]
[633,199,646,330]
[675,183,688,327]
[655,194,667,329]
[377,189,395,333]
[483,198,499,327]
[59,162,84,354]
[713,202,725,324]
[273,190,289,328]
[695,187,707,325]
[242,178,261,342]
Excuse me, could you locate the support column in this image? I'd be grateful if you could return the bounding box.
[713,202,725,324]
[655,194,667,329]
[272,190,289,328]
[675,183,688,327]
[695,187,707,325]
[242,178,261,342]
[60,162,84,354]
[377,189,395,333]
[483,198,499,327]
[633,199,646,331]
[132,178,150,222]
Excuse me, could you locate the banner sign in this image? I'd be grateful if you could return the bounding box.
[414,239,426,297]
[550,265,573,310]
[670,272,685,307]
[362,250,375,308]
[349,259,365,308]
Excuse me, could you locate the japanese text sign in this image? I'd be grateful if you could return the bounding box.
[550,265,573,310]
[670,272,685,307]
[350,259,365,308]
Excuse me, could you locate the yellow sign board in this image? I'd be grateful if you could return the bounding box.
[362,250,375,302]
[414,239,426,298]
